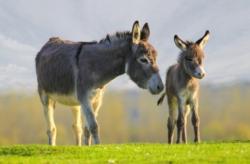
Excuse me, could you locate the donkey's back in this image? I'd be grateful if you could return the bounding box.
[36,37,95,95]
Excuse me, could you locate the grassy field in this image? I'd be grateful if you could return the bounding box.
[0,141,249,163]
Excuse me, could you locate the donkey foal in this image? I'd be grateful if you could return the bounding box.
[158,31,210,144]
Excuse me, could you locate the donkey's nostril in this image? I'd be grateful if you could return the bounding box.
[157,85,161,90]
[157,84,163,91]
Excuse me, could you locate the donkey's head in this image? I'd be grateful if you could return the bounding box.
[126,21,163,94]
[174,31,210,79]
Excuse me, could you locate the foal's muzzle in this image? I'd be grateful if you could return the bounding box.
[147,73,164,94]
[194,66,206,79]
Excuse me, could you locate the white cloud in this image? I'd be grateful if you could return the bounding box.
[0,64,36,91]
[0,64,27,74]
[0,34,36,52]
[0,33,37,91]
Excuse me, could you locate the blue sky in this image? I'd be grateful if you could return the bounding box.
[0,0,250,91]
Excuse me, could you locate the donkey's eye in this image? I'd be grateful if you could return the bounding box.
[140,58,149,63]
[138,57,150,64]
[185,57,193,61]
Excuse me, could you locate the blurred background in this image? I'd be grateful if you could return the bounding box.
[0,0,250,145]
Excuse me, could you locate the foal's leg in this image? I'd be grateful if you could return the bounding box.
[191,99,200,143]
[176,98,185,144]
[167,97,177,144]
[40,94,57,146]
[182,105,190,144]
[71,106,83,146]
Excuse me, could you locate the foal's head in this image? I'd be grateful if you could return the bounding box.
[174,31,210,79]
[126,21,163,94]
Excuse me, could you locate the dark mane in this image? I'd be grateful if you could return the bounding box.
[115,31,131,39]
[99,31,131,43]
[177,40,195,63]
[185,41,194,46]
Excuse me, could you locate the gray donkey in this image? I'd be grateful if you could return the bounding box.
[36,21,164,146]
[157,31,210,144]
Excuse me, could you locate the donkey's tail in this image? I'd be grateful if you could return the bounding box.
[157,93,166,106]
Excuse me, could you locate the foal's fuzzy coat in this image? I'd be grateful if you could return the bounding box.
[158,31,210,144]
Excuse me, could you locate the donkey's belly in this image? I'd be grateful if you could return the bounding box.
[48,93,80,106]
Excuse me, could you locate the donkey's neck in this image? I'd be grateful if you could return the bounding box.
[82,39,131,88]
[101,40,131,74]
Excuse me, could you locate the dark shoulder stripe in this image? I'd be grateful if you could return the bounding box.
[75,41,97,66]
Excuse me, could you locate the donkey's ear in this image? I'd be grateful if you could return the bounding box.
[141,23,150,41]
[174,35,187,51]
[132,20,141,44]
[196,30,210,49]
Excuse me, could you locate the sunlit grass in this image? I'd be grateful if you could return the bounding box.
[0,142,250,163]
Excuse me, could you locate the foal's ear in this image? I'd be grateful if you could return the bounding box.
[141,23,150,41]
[196,30,210,49]
[132,20,141,44]
[174,35,187,51]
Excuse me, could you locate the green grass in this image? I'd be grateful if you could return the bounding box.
[0,141,250,163]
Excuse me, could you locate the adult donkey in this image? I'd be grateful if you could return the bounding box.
[36,21,164,146]
[157,31,210,144]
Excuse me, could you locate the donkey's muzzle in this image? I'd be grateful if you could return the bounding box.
[147,73,164,94]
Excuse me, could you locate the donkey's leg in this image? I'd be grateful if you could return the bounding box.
[191,99,200,143]
[71,106,83,146]
[84,89,104,145]
[81,96,100,145]
[176,98,185,144]
[167,97,177,144]
[182,105,190,144]
[40,94,57,146]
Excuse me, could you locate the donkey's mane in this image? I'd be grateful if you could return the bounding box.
[114,31,131,39]
[48,31,132,45]
[99,31,131,43]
